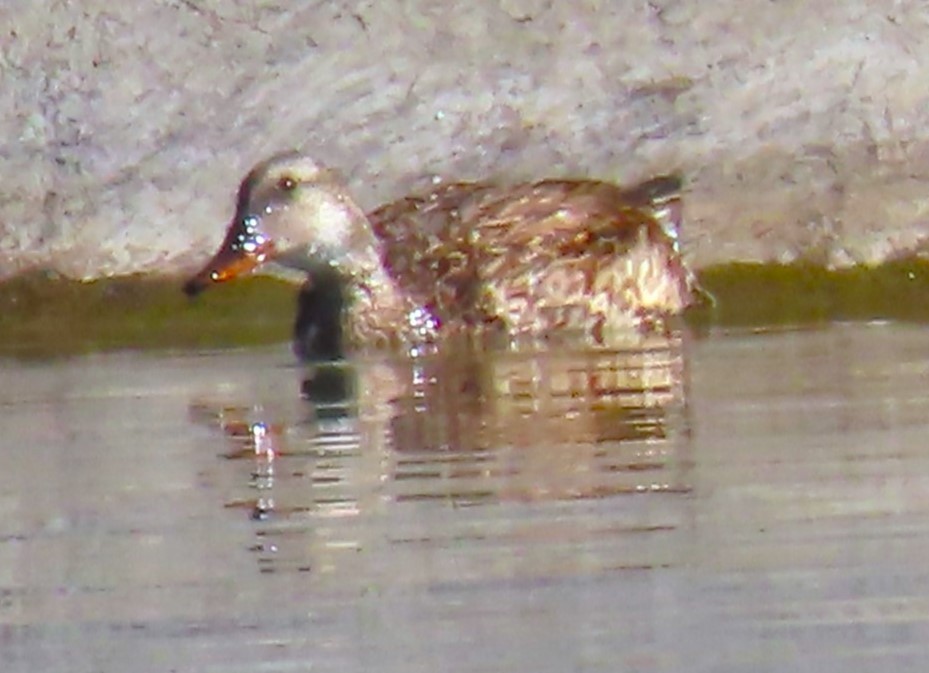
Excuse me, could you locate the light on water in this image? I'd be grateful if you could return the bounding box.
[3,324,929,671]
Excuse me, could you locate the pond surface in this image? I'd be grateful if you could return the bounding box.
[3,322,929,672]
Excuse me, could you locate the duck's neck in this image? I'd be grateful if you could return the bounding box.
[327,203,423,348]
[342,245,415,347]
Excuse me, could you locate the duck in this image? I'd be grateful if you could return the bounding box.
[183,151,708,350]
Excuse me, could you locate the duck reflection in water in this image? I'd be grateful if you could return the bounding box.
[193,332,692,575]
[194,311,693,577]
[203,331,692,514]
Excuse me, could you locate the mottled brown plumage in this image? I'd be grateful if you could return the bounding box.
[184,152,705,349]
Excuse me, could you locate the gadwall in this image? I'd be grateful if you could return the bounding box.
[184,152,706,349]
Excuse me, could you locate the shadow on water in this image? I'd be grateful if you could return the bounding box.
[188,332,694,577]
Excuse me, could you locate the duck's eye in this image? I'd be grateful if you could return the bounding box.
[277,176,297,192]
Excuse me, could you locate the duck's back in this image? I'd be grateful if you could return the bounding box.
[367,177,694,338]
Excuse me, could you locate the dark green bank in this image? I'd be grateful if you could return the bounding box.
[2,259,929,358]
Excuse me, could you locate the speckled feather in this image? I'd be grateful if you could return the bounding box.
[366,179,696,340]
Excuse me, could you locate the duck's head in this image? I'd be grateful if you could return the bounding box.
[184,151,370,296]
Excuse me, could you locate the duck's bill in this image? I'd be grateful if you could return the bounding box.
[183,222,274,297]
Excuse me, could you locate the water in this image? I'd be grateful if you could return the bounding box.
[3,323,929,672]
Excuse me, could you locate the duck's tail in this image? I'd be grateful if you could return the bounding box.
[621,174,683,250]
[623,174,716,309]
[621,174,683,205]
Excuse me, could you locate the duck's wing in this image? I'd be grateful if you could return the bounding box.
[466,179,695,336]
[367,176,698,336]
[468,177,682,248]
[367,182,498,328]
